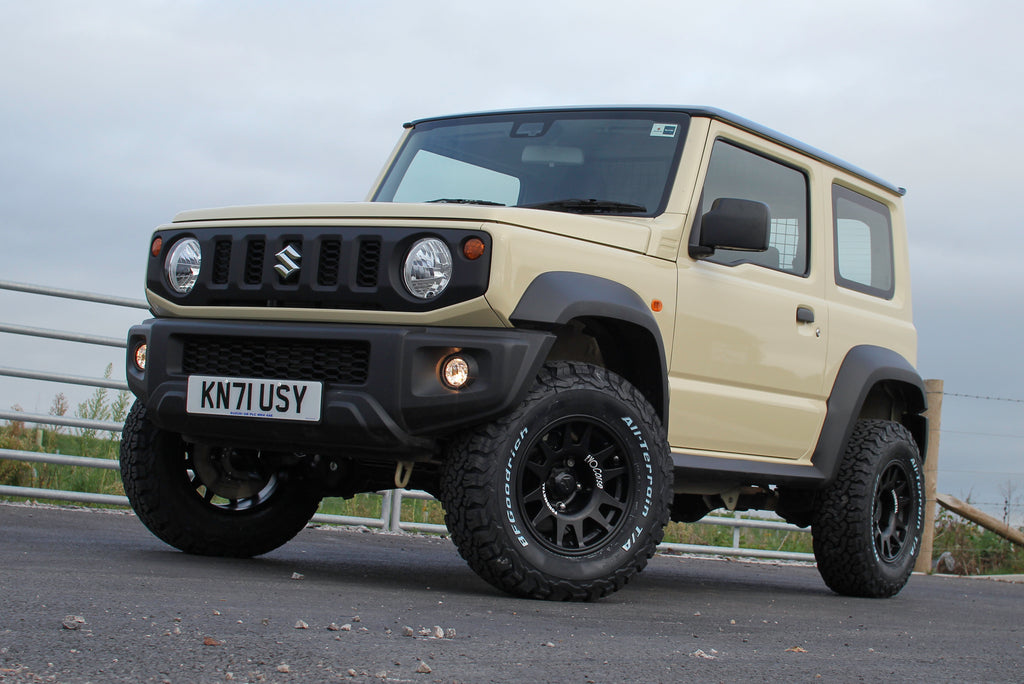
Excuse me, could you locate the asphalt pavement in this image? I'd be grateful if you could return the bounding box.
[1,502,1022,683]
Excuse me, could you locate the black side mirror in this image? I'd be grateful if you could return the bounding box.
[689,198,771,258]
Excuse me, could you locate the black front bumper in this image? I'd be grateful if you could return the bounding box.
[126,318,554,458]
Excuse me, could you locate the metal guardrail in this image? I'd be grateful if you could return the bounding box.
[0,279,814,562]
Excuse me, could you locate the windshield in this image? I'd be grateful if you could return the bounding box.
[373,110,690,217]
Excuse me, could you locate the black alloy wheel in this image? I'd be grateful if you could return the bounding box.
[516,416,634,556]
[873,459,915,563]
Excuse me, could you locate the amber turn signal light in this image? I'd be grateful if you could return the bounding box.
[462,237,486,260]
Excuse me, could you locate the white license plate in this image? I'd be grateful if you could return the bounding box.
[186,376,322,422]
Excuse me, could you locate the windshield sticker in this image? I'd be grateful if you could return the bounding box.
[650,123,678,138]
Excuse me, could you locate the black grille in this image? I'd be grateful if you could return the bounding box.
[244,240,265,284]
[317,239,341,286]
[212,241,232,284]
[357,239,381,287]
[182,336,370,385]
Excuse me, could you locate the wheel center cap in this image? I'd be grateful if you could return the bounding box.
[552,471,577,498]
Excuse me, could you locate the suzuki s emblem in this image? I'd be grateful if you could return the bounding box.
[274,245,301,279]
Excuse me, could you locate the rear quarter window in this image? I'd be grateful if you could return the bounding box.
[833,184,895,299]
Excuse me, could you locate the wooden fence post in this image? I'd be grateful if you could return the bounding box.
[914,379,944,574]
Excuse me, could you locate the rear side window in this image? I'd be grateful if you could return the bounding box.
[697,141,809,276]
[833,185,894,298]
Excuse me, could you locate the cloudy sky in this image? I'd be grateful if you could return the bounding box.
[2,1,1022,518]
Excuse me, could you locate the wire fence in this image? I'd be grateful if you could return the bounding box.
[0,279,815,562]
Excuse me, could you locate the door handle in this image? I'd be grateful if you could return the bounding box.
[796,306,815,324]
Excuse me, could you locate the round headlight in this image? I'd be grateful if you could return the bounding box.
[403,237,452,299]
[165,238,202,294]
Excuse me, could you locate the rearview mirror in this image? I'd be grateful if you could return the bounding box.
[521,145,584,166]
[689,198,771,258]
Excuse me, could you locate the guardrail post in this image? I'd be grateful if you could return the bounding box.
[379,490,393,530]
[389,489,404,533]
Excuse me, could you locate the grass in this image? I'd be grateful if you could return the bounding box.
[931,508,1024,575]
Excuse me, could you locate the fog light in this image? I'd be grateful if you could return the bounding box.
[133,343,147,371]
[441,355,472,389]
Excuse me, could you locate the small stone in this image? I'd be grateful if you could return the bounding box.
[544,641,555,648]
[61,616,86,630]
[327,623,341,631]
[432,625,445,639]
[291,572,304,580]
[203,636,222,646]
[352,615,361,622]
[294,620,309,630]
[444,628,456,640]
[225,673,234,681]
[173,627,181,635]
[402,626,414,637]
[213,610,221,616]
[347,669,357,677]
[730,619,736,625]
[416,662,432,674]
[276,664,291,673]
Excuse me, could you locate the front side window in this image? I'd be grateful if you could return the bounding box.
[832,185,894,298]
[696,140,809,275]
[374,111,690,217]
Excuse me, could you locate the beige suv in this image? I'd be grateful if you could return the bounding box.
[120,107,927,600]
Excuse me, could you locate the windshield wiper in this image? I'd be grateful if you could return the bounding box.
[427,198,506,206]
[521,198,648,214]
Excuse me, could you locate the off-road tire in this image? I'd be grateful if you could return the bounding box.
[440,362,673,601]
[811,419,924,598]
[119,400,321,557]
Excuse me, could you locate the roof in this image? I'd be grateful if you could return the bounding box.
[405,106,905,196]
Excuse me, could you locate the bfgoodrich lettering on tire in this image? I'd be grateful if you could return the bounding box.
[811,419,924,598]
[119,400,321,558]
[440,362,673,600]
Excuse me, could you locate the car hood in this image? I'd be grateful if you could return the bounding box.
[172,202,653,253]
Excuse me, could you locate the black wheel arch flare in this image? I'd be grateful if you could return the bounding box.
[509,272,669,421]
[812,345,928,483]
